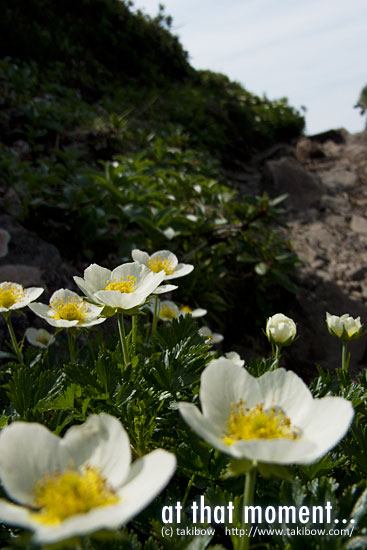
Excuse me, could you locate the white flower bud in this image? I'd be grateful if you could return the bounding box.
[266,313,297,346]
[326,312,362,341]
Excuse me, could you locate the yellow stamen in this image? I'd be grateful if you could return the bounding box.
[148,256,175,275]
[180,305,192,314]
[160,305,178,321]
[50,295,89,321]
[0,283,25,309]
[223,400,298,445]
[31,467,119,525]
[104,275,136,293]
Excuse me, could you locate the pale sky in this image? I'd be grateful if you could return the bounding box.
[133,0,367,135]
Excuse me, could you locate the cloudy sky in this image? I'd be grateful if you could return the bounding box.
[133,0,367,135]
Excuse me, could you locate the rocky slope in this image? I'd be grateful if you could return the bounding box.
[231,129,367,375]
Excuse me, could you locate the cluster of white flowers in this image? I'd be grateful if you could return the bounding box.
[0,251,358,545]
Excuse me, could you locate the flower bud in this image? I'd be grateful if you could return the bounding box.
[266,313,297,347]
[326,312,363,342]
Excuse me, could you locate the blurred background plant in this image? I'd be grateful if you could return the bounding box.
[355,84,367,128]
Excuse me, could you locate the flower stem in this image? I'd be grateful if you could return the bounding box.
[132,314,138,357]
[182,473,196,509]
[273,344,281,368]
[78,536,89,550]
[67,328,76,363]
[238,466,257,550]
[117,312,130,366]
[342,342,350,372]
[152,295,159,337]
[4,314,23,364]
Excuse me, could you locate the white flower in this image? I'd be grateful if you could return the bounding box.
[0,413,176,545]
[266,313,297,346]
[179,305,207,318]
[224,351,245,367]
[0,282,43,313]
[156,300,181,322]
[74,263,166,314]
[199,326,224,344]
[29,289,106,328]
[132,249,194,280]
[326,312,363,341]
[25,328,55,349]
[152,300,207,322]
[179,359,354,465]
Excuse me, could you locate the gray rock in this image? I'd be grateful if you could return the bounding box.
[0,229,10,257]
[0,215,74,294]
[0,264,43,287]
[264,158,323,210]
[351,215,367,234]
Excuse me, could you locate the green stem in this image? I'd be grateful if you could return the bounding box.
[67,329,76,363]
[78,536,89,550]
[132,314,138,357]
[4,314,23,364]
[273,344,281,368]
[152,294,159,337]
[342,341,350,372]
[117,312,130,367]
[238,466,257,550]
[182,473,196,509]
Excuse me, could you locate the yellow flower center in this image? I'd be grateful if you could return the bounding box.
[223,400,298,445]
[160,304,178,321]
[31,467,119,525]
[104,275,136,293]
[148,257,175,275]
[37,336,50,346]
[50,296,89,321]
[0,283,25,309]
[180,305,192,314]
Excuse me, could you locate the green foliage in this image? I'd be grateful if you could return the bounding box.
[1,0,190,90]
[0,309,367,549]
[355,85,367,117]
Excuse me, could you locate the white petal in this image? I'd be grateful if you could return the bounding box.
[0,423,69,506]
[153,284,178,294]
[62,414,131,489]
[82,264,111,293]
[23,287,44,303]
[178,403,230,454]
[94,290,144,310]
[131,249,149,266]
[256,369,314,425]
[165,263,194,280]
[136,269,166,295]
[78,317,106,327]
[0,499,35,530]
[84,303,104,317]
[200,359,262,432]
[298,396,354,462]
[111,262,148,283]
[115,449,176,522]
[191,308,207,318]
[228,437,317,464]
[73,276,97,301]
[31,501,127,545]
[28,302,52,320]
